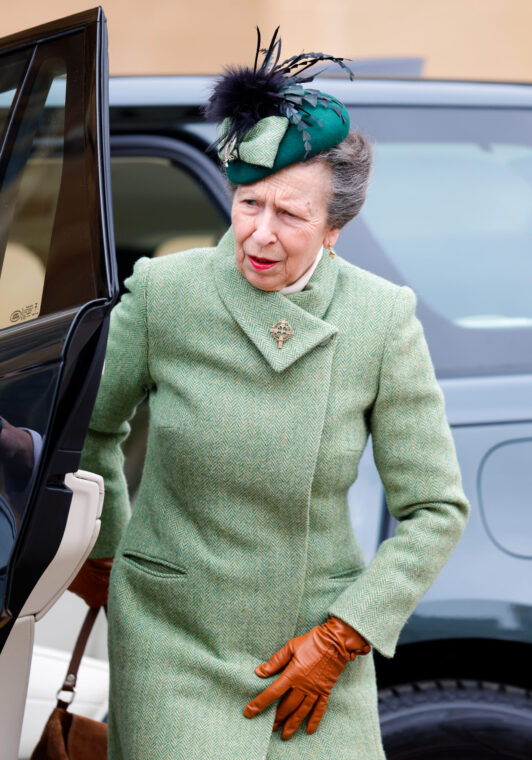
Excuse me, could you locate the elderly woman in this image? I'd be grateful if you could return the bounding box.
[71,31,470,760]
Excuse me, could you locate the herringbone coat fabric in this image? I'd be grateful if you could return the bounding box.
[79,227,470,760]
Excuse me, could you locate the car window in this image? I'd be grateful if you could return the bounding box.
[0,50,31,141]
[338,106,532,377]
[0,63,66,329]
[0,35,112,336]
[111,155,227,292]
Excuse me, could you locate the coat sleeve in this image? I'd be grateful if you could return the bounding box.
[327,285,470,658]
[79,257,153,559]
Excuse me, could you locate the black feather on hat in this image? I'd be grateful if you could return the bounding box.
[204,27,354,160]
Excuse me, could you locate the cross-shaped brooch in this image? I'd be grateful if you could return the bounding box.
[270,319,294,349]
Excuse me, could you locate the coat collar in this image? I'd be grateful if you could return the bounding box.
[212,228,339,373]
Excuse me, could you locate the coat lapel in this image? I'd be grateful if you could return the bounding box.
[212,228,339,373]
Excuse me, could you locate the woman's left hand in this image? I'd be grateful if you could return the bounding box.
[68,557,114,608]
[243,616,370,740]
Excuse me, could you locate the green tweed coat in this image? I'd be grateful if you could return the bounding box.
[79,227,470,760]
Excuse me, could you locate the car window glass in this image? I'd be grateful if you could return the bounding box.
[339,107,532,377]
[0,66,66,329]
[0,32,110,339]
[111,156,227,290]
[0,50,31,142]
[363,142,532,328]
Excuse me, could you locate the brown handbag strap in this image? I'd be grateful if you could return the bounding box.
[56,606,106,709]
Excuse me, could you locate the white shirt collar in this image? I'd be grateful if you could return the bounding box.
[279,246,323,295]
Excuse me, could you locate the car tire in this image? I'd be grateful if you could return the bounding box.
[379,679,532,759]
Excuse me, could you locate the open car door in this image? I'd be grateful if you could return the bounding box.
[0,8,117,756]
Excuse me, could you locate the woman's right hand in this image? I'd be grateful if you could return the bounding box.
[68,557,113,608]
[244,617,370,739]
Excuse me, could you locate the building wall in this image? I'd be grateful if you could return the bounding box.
[3,0,532,80]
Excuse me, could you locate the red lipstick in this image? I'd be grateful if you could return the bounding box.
[248,254,279,271]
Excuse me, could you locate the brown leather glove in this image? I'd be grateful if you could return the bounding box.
[67,557,113,608]
[244,615,370,740]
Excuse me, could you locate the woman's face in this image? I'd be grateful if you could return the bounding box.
[231,161,340,291]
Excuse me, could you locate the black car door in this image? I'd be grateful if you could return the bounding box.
[0,7,117,654]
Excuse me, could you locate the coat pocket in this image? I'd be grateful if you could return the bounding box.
[328,565,364,581]
[121,550,188,579]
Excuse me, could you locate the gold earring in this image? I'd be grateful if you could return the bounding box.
[325,243,335,258]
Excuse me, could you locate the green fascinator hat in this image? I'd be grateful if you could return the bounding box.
[204,28,354,185]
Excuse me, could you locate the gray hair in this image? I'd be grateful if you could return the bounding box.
[226,129,373,229]
[307,129,373,229]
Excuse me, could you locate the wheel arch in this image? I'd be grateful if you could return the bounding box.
[375,636,532,691]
